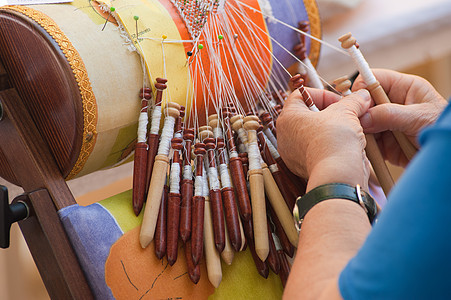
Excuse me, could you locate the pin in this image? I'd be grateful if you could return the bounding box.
[101,7,115,31]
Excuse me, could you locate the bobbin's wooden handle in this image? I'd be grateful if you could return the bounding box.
[133,142,148,216]
[262,164,299,247]
[209,189,225,253]
[185,240,200,284]
[154,185,168,259]
[229,157,252,221]
[204,199,222,288]
[247,230,269,279]
[221,221,234,265]
[249,169,269,261]
[365,134,394,195]
[140,154,169,248]
[145,133,160,194]
[333,76,394,196]
[191,195,205,265]
[221,187,242,252]
[367,83,417,160]
[180,179,194,242]
[167,192,181,265]
[275,157,306,197]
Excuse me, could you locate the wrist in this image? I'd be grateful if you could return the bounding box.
[307,154,367,192]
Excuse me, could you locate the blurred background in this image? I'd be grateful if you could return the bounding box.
[1,0,451,298]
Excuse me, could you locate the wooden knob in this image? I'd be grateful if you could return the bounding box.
[243,115,259,123]
[333,76,352,94]
[230,115,244,132]
[171,137,184,150]
[155,77,168,90]
[194,143,206,156]
[243,120,259,131]
[338,32,356,49]
[198,129,214,142]
[139,87,152,99]
[208,114,218,124]
[290,74,304,89]
[165,101,181,111]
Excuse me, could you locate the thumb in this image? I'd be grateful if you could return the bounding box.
[336,89,371,117]
[360,103,419,133]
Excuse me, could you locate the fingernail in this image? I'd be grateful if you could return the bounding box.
[356,89,371,101]
[360,112,372,128]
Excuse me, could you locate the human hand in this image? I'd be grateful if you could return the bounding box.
[277,88,372,191]
[353,69,448,167]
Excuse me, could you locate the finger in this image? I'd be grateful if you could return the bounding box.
[360,102,421,134]
[283,89,310,112]
[305,87,341,110]
[333,89,371,117]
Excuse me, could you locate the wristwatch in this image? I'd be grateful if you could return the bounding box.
[293,183,378,232]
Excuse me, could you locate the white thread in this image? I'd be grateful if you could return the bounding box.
[213,126,223,138]
[150,107,162,134]
[208,167,221,190]
[157,116,176,156]
[202,170,209,197]
[272,232,282,251]
[219,164,232,188]
[137,112,148,143]
[237,128,249,149]
[237,143,247,154]
[229,150,239,159]
[347,45,377,86]
[194,175,203,196]
[183,164,193,180]
[170,162,181,193]
[264,135,280,159]
[247,142,261,170]
[303,58,323,89]
[264,128,277,149]
[269,163,279,173]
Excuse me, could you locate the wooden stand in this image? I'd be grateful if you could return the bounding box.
[0,88,93,299]
[0,11,94,297]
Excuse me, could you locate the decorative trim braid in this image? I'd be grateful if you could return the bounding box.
[1,5,98,180]
[303,0,321,66]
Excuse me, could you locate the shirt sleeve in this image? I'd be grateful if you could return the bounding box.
[338,102,451,300]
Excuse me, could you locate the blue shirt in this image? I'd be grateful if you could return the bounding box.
[339,102,451,299]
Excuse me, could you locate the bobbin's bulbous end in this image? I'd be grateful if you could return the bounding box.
[338,32,356,49]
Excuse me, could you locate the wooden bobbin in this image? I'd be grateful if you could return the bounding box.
[259,111,277,138]
[243,119,269,261]
[167,137,184,265]
[132,87,152,216]
[333,76,352,96]
[338,33,417,161]
[203,134,226,253]
[180,128,195,243]
[333,76,394,195]
[185,240,200,284]
[191,142,206,266]
[230,115,248,150]
[216,138,242,252]
[154,184,168,259]
[140,104,180,248]
[261,162,299,247]
[221,109,252,222]
[145,80,166,196]
[204,199,222,288]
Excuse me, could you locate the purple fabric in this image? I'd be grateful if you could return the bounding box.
[267,0,311,79]
[59,203,123,299]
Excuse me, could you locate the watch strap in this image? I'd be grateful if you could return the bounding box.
[293,183,378,231]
